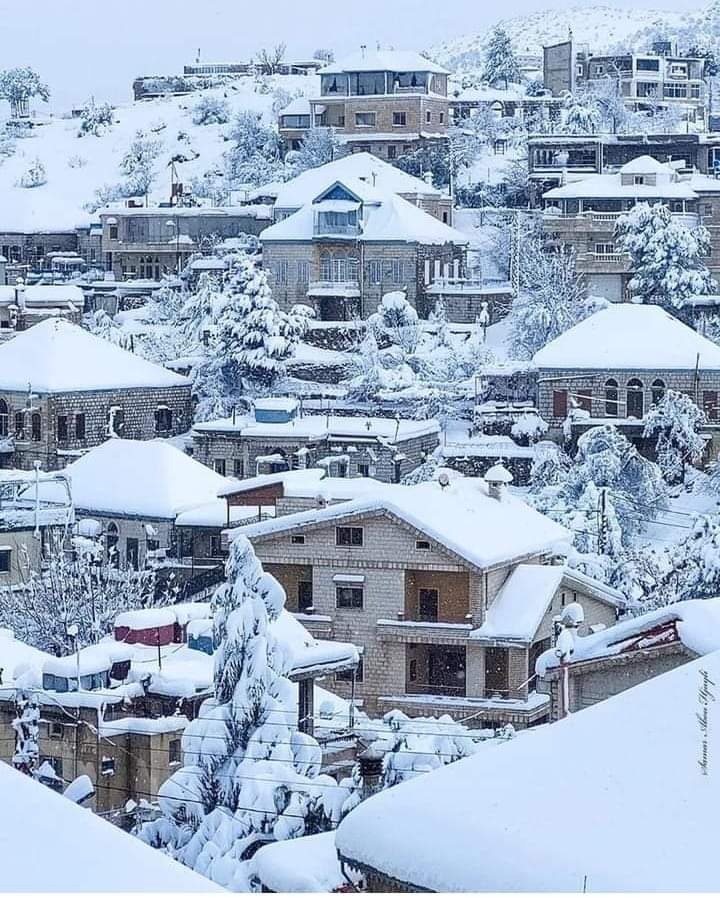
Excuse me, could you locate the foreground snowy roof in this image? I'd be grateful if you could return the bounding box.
[0,319,190,393]
[237,479,571,570]
[533,304,720,370]
[261,189,467,246]
[273,152,447,210]
[320,48,449,76]
[536,597,720,675]
[0,762,219,891]
[336,649,720,891]
[67,439,230,518]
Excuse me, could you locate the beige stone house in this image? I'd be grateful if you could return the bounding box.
[535,598,720,720]
[260,177,468,319]
[192,398,440,482]
[235,472,624,726]
[533,303,720,455]
[278,48,450,161]
[0,319,193,470]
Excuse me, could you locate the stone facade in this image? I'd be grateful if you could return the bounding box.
[0,384,193,470]
[244,508,619,725]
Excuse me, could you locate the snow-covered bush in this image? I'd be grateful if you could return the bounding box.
[0,66,49,118]
[120,129,163,197]
[67,154,87,169]
[191,95,230,126]
[615,202,716,309]
[511,412,549,445]
[137,535,355,889]
[224,110,283,186]
[78,99,114,136]
[643,389,707,484]
[17,157,46,188]
[287,127,343,175]
[367,290,420,353]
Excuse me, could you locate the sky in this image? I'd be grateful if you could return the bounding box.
[0,0,707,109]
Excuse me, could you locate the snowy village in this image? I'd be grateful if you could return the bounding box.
[3,0,720,891]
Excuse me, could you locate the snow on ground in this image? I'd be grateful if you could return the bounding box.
[0,761,220,891]
[336,648,720,891]
[0,74,317,232]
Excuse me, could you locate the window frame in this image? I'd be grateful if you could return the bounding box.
[336,526,364,547]
[336,584,364,609]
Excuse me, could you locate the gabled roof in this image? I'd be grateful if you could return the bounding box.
[335,648,720,891]
[261,188,467,246]
[532,304,720,370]
[272,152,447,210]
[319,48,449,76]
[620,154,673,175]
[67,439,230,518]
[236,480,571,571]
[0,318,190,393]
[0,763,218,892]
[471,564,564,642]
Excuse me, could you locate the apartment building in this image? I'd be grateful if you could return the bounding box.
[260,176,467,319]
[235,472,623,727]
[541,155,720,302]
[278,48,450,161]
[543,39,708,127]
[99,204,271,280]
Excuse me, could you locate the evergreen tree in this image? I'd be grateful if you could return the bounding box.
[137,536,352,889]
[643,389,707,484]
[615,202,716,309]
[482,27,521,88]
[561,90,603,134]
[180,272,225,352]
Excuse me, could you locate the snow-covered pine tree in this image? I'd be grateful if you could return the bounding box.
[615,202,716,309]
[482,27,521,88]
[643,389,707,484]
[180,272,225,353]
[137,535,352,889]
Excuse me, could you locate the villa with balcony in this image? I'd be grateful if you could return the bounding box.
[260,177,467,319]
[541,155,720,302]
[234,471,623,727]
[278,47,450,162]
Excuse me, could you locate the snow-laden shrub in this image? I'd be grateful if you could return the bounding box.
[191,95,230,125]
[367,290,420,354]
[510,412,549,445]
[78,100,114,136]
[17,157,46,187]
[67,154,87,169]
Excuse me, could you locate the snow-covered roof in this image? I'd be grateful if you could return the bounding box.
[43,642,134,678]
[0,627,53,687]
[620,155,672,175]
[279,96,312,117]
[194,412,441,442]
[0,285,84,307]
[216,468,326,498]
[536,597,720,676]
[66,439,230,518]
[0,319,190,393]
[175,499,275,528]
[471,564,564,642]
[533,304,720,371]
[263,188,466,245]
[236,479,571,571]
[252,831,360,892]
[543,156,697,200]
[336,648,720,891]
[273,152,447,210]
[0,762,218,891]
[320,48,449,75]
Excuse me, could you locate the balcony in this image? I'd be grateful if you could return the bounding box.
[313,223,361,237]
[377,618,473,644]
[308,280,361,298]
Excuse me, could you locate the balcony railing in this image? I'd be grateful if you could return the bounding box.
[313,223,361,237]
[308,279,360,294]
[406,682,466,697]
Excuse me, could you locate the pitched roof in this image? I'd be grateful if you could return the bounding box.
[471,564,565,642]
[261,189,467,246]
[0,762,218,891]
[319,48,449,76]
[236,479,571,570]
[532,304,720,370]
[0,318,190,393]
[335,648,720,891]
[273,152,447,210]
[67,439,230,518]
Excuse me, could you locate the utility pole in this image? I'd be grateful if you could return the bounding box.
[510,210,521,296]
[597,487,608,554]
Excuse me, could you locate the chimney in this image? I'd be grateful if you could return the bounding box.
[358,747,385,799]
[483,462,513,500]
[14,277,25,311]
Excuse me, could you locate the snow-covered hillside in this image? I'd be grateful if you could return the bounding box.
[0,74,316,232]
[430,3,705,74]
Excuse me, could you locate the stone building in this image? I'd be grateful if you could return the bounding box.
[533,303,720,457]
[535,598,720,719]
[278,48,450,161]
[0,319,193,470]
[0,283,83,332]
[99,204,272,280]
[541,156,720,302]
[260,177,467,319]
[192,398,440,482]
[235,472,623,726]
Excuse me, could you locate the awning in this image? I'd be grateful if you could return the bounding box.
[332,573,365,584]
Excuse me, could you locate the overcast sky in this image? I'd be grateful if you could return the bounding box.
[1,0,703,108]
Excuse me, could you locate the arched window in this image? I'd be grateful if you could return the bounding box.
[106,522,119,567]
[0,399,8,437]
[651,378,666,405]
[627,378,644,419]
[31,412,41,442]
[605,379,619,417]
